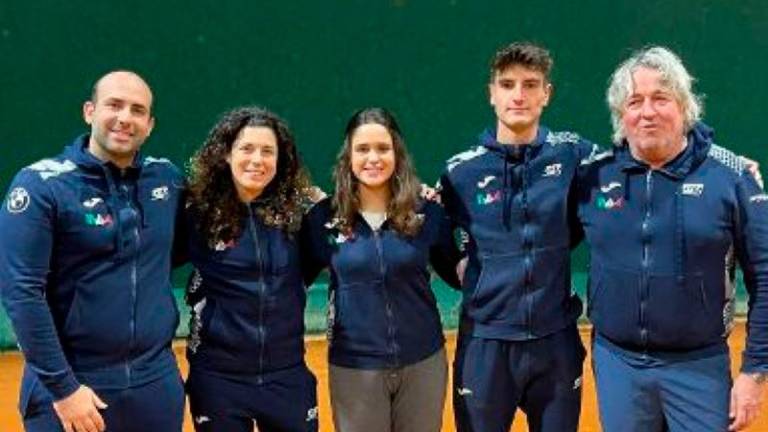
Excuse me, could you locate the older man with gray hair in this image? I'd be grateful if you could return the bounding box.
[577,46,768,431]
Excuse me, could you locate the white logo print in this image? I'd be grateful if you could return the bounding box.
[6,187,30,213]
[681,183,704,197]
[194,416,211,424]
[477,175,496,188]
[188,297,207,354]
[600,182,622,193]
[332,232,351,244]
[306,406,318,422]
[750,194,768,203]
[542,163,562,177]
[457,387,473,396]
[82,197,103,208]
[573,376,583,390]
[151,186,170,201]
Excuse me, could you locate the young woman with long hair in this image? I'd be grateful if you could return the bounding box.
[301,107,462,432]
[184,106,318,432]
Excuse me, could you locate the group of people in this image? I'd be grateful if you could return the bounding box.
[0,41,766,432]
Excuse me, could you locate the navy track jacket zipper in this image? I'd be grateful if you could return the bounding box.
[439,126,596,341]
[300,198,461,369]
[578,123,768,373]
[0,134,183,399]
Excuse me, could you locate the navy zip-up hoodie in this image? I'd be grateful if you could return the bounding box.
[300,198,461,369]
[0,134,184,403]
[438,126,597,340]
[578,123,768,372]
[185,202,306,377]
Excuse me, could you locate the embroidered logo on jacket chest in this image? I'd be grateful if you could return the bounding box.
[151,185,170,201]
[595,182,624,210]
[84,212,113,227]
[475,175,501,205]
[542,163,562,177]
[681,183,704,197]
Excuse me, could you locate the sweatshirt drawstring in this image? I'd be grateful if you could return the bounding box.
[102,166,125,256]
[502,156,510,231]
[675,186,686,288]
[521,146,530,230]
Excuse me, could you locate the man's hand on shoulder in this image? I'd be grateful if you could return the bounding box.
[53,385,108,432]
[420,183,441,204]
[741,156,764,189]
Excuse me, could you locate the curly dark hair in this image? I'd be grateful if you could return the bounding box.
[332,107,423,237]
[187,106,311,246]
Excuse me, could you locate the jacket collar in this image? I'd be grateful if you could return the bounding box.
[479,125,549,162]
[617,122,713,179]
[64,133,144,176]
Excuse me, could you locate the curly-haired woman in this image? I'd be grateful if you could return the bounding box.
[184,107,318,432]
[301,107,462,432]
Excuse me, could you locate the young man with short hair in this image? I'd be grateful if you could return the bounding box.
[439,42,596,432]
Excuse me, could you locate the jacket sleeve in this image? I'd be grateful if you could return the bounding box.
[733,169,768,373]
[0,171,80,400]
[567,172,584,249]
[428,204,463,289]
[569,140,599,248]
[437,171,464,229]
[299,201,330,286]
[171,177,189,268]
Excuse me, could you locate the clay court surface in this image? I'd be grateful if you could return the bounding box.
[0,324,766,431]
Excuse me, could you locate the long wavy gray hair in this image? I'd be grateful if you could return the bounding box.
[606,46,703,144]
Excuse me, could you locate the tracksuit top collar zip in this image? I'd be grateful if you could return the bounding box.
[479,126,546,161]
[613,123,714,289]
[300,198,460,369]
[617,122,713,180]
[66,133,145,175]
[66,134,145,256]
[479,126,549,231]
[0,134,183,399]
[578,121,768,357]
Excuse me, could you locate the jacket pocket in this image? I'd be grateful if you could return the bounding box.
[60,282,131,366]
[587,265,641,346]
[332,282,388,356]
[203,300,235,352]
[586,271,601,315]
[646,273,723,350]
[468,253,526,325]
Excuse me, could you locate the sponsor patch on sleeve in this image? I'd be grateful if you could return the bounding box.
[6,187,30,213]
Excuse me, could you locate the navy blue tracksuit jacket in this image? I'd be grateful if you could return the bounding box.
[578,123,768,372]
[0,135,184,403]
[438,126,597,340]
[300,198,462,369]
[184,202,307,377]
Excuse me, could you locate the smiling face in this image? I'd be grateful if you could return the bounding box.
[489,65,551,143]
[621,66,686,167]
[349,123,396,194]
[83,71,155,168]
[227,126,278,202]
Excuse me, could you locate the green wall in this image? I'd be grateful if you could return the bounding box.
[0,1,766,348]
[2,1,766,191]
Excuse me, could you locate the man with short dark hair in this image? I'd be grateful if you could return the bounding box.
[0,70,185,432]
[578,46,768,431]
[439,42,596,432]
